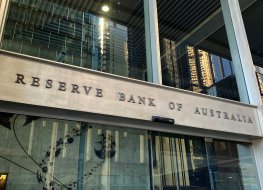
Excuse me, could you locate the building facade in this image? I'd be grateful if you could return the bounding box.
[0,0,263,190]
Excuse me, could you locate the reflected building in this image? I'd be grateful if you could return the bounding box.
[198,49,214,88]
[0,0,262,189]
[187,46,201,92]
[1,0,144,80]
[98,19,129,76]
[162,38,179,87]
[161,44,238,100]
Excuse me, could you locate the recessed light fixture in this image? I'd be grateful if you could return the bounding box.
[102,5,110,12]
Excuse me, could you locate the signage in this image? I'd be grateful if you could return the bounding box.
[0,52,262,136]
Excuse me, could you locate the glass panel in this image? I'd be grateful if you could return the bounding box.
[0,112,150,189]
[240,0,263,101]
[157,0,240,101]
[206,140,260,190]
[1,0,147,80]
[83,124,150,190]
[152,132,210,190]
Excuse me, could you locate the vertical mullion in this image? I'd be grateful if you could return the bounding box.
[204,139,215,190]
[220,0,261,104]
[77,122,87,190]
[220,1,263,188]
[148,131,154,190]
[144,0,162,84]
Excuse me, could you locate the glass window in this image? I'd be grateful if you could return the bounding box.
[0,112,150,189]
[157,0,240,101]
[240,0,263,100]
[206,140,260,190]
[0,0,147,80]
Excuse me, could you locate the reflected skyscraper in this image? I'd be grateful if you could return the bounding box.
[187,46,201,92]
[162,38,179,87]
[198,49,214,87]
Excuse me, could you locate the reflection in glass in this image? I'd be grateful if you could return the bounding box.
[0,113,150,190]
[0,112,261,190]
[206,140,260,190]
[157,0,240,101]
[1,0,146,80]
[152,132,211,190]
[82,125,150,190]
[211,55,223,83]
[256,72,263,101]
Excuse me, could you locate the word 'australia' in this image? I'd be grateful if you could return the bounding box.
[15,74,103,97]
[195,107,253,124]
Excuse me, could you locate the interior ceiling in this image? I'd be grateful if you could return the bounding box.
[157,0,221,42]
[206,0,263,67]
[19,0,263,67]
[55,0,143,24]
[242,0,263,67]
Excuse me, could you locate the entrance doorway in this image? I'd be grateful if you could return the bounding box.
[150,132,260,190]
[151,132,210,190]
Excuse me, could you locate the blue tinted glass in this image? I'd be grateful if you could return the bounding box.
[222,58,233,77]
[211,54,223,82]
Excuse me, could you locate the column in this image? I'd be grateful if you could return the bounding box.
[220,0,263,188]
[144,0,162,84]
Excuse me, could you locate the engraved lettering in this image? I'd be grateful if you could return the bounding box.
[118,92,125,101]
[83,86,92,95]
[248,117,253,123]
[46,79,52,88]
[96,88,103,97]
[71,84,80,94]
[223,112,229,120]
[201,108,207,115]
[169,102,175,110]
[128,95,136,103]
[195,107,201,114]
[210,110,214,117]
[58,82,66,91]
[231,114,236,121]
[216,111,221,118]
[15,74,26,84]
[177,103,183,111]
[148,98,156,107]
[138,96,146,105]
[237,115,242,122]
[31,77,40,87]
[242,116,246,123]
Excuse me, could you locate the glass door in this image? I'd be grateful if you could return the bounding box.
[151,132,211,190]
[205,139,261,190]
[0,113,151,190]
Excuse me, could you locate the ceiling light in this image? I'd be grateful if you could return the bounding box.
[102,5,110,12]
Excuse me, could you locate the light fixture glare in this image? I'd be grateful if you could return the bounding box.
[102,5,110,12]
